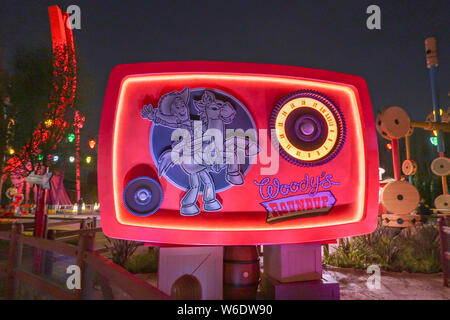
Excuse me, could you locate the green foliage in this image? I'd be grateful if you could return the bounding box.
[1,45,79,180]
[8,47,53,150]
[64,237,79,246]
[0,71,14,174]
[324,222,442,273]
[323,237,372,269]
[394,225,441,273]
[105,237,142,267]
[124,248,159,274]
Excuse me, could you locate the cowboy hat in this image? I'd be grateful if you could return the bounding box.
[158,87,190,115]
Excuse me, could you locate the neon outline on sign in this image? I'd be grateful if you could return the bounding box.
[111,74,366,231]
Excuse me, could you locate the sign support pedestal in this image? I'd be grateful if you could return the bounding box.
[158,246,223,300]
[262,244,340,300]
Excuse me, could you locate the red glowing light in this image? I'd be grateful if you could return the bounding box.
[386,143,392,150]
[89,139,96,149]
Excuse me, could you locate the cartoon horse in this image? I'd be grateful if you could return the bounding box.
[141,88,257,216]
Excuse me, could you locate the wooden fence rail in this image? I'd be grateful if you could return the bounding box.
[0,222,170,300]
[439,217,450,287]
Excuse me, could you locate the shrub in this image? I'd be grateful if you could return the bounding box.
[324,220,442,273]
[324,237,372,269]
[393,225,441,273]
[125,248,159,274]
[105,237,142,267]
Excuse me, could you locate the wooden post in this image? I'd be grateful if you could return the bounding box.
[439,217,449,287]
[76,232,95,299]
[405,135,413,184]
[439,152,449,195]
[442,176,448,195]
[43,229,56,276]
[405,135,411,160]
[97,274,115,299]
[91,217,97,228]
[5,223,24,299]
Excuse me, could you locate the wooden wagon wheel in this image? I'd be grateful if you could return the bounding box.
[381,181,420,215]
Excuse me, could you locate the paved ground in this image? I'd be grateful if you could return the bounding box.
[114,267,450,300]
[2,220,449,300]
[324,266,450,300]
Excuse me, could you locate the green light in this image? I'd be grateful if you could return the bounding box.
[430,137,438,146]
[38,155,43,161]
[68,133,76,143]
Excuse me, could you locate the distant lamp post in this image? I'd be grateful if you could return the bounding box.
[86,156,92,164]
[9,148,14,155]
[53,155,59,162]
[69,156,75,163]
[74,111,85,202]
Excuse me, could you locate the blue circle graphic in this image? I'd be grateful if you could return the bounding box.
[149,88,256,193]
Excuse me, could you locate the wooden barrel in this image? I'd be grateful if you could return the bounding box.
[223,246,260,300]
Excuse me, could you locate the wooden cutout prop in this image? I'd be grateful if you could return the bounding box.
[376,106,411,139]
[434,194,450,212]
[402,159,417,176]
[381,181,420,215]
[431,157,450,176]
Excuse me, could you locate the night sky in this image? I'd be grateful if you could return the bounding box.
[1,0,449,142]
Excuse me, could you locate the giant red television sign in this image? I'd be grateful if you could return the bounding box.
[99,62,379,245]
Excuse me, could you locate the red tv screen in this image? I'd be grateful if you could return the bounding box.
[98,61,379,245]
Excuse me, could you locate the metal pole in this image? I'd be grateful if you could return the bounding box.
[76,124,81,202]
[405,135,413,184]
[74,111,85,203]
[429,65,445,152]
[33,167,49,238]
[391,139,401,181]
[425,37,448,195]
[32,166,49,275]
